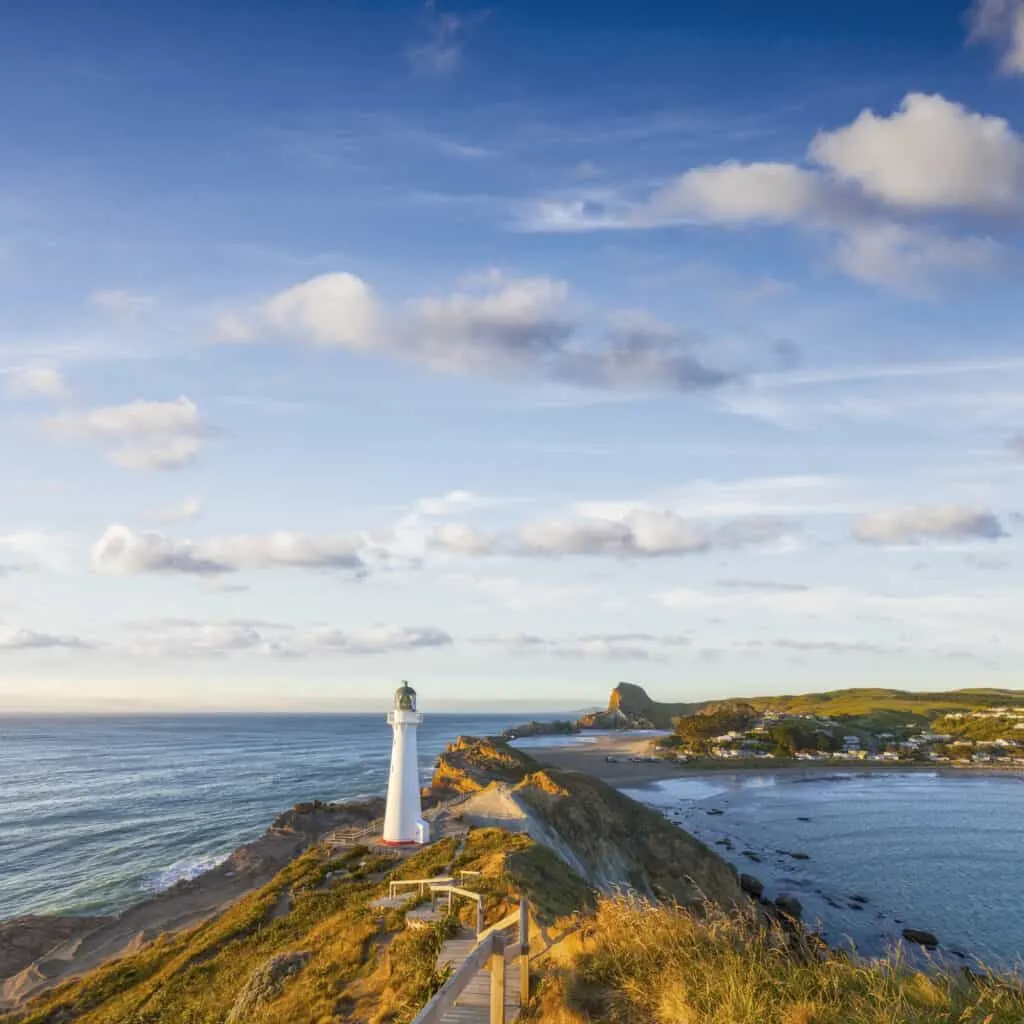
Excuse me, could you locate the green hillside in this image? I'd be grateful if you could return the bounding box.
[609,685,1024,734]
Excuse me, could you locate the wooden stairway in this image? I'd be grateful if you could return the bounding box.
[434,925,522,1023]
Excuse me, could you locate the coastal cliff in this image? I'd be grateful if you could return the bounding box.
[1,736,743,1021]
[433,737,744,910]
[5,736,1023,1024]
[504,682,703,736]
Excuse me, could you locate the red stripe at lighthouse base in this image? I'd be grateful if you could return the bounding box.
[379,838,421,847]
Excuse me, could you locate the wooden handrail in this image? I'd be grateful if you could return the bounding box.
[429,884,485,935]
[410,897,531,1024]
[388,877,454,899]
[410,934,496,1024]
[475,906,521,945]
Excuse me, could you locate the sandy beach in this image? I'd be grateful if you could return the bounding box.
[518,733,1023,786]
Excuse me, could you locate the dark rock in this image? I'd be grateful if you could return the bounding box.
[707,808,724,816]
[739,874,764,899]
[902,928,939,948]
[847,902,864,911]
[797,816,812,822]
[776,849,810,860]
[849,894,869,904]
[775,895,803,920]
[741,850,762,862]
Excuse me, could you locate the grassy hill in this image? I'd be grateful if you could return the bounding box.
[599,685,1024,734]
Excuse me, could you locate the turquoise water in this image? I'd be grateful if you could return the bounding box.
[0,713,545,918]
[626,770,1024,970]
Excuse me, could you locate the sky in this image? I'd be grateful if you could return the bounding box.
[2,0,1024,712]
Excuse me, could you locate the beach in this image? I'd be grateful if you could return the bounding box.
[518,733,1023,785]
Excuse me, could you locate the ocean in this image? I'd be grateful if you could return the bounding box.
[0,712,550,919]
[624,770,1024,971]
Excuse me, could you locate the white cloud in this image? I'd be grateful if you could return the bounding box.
[833,223,1000,294]
[147,497,204,523]
[110,435,205,471]
[200,532,366,572]
[91,525,232,575]
[91,525,367,576]
[6,365,67,399]
[852,506,1007,545]
[518,92,1022,292]
[429,507,795,558]
[429,522,499,555]
[968,0,1024,74]
[263,272,382,348]
[221,271,735,394]
[411,275,573,375]
[0,627,92,651]
[304,624,452,655]
[92,289,154,316]
[475,631,688,661]
[1009,431,1024,457]
[122,619,451,658]
[46,397,211,471]
[810,93,1024,211]
[643,162,824,225]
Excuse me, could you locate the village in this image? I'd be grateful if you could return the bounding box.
[666,706,1024,767]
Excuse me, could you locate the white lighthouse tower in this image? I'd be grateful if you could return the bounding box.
[382,681,430,846]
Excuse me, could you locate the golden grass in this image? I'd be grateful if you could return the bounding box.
[524,897,1024,1024]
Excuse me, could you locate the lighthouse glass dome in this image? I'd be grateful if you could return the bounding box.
[394,682,417,712]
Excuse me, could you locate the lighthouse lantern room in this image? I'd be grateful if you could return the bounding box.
[382,681,431,846]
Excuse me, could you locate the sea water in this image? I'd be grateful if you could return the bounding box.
[625,770,1024,970]
[0,712,550,918]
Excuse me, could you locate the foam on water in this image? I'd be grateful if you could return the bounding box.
[140,854,232,895]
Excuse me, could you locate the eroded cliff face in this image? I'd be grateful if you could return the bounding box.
[434,737,745,913]
[574,682,703,730]
[431,734,541,793]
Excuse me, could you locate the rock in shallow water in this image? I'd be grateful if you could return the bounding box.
[775,895,802,919]
[739,874,764,899]
[902,928,939,948]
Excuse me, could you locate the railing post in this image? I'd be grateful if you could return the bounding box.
[489,935,506,1024]
[519,897,530,1004]
[476,899,484,936]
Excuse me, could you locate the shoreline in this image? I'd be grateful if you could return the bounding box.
[527,733,1022,972]
[516,733,1024,788]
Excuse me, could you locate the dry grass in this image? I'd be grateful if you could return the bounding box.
[525,897,1024,1024]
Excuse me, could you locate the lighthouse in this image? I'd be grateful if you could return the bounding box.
[382,681,430,846]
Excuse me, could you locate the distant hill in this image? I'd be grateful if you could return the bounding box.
[578,682,704,729]
[585,684,1024,732]
[735,687,1024,724]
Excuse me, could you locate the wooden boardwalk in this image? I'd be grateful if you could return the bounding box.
[433,925,521,1024]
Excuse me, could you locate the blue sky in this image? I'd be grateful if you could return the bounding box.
[2,0,1024,711]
